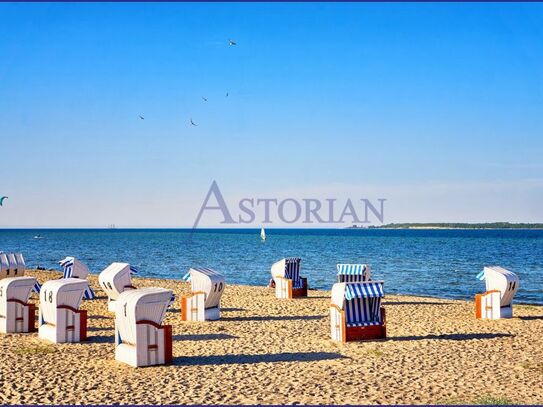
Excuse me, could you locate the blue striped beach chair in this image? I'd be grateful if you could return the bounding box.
[270,257,307,299]
[59,257,95,300]
[330,281,386,342]
[336,264,371,283]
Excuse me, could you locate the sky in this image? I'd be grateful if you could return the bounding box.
[1,3,542,227]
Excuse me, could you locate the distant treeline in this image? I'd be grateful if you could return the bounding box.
[361,222,543,229]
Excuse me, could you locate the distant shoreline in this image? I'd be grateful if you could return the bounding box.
[348,222,543,230]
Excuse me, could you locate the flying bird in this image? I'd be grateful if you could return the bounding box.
[202,97,208,102]
[225,92,229,97]
[139,115,145,120]
[228,39,237,46]
[190,118,198,126]
[0,196,7,206]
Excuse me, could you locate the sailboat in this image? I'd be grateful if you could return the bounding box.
[260,227,266,241]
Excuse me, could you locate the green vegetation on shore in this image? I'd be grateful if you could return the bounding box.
[348,222,543,229]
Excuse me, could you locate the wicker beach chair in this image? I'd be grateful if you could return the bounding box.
[98,262,138,312]
[59,257,95,300]
[336,264,372,283]
[0,253,41,293]
[330,281,386,342]
[38,278,88,343]
[114,288,173,367]
[271,257,307,299]
[475,266,519,319]
[0,276,37,333]
[180,267,225,321]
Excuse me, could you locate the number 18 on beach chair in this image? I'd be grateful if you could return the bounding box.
[115,288,173,367]
[271,258,308,299]
[336,264,372,283]
[180,267,225,321]
[330,281,386,342]
[38,278,89,343]
[98,262,138,312]
[475,266,519,320]
[59,257,95,300]
[0,276,37,333]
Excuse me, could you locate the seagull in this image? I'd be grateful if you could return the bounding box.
[139,114,145,120]
[190,118,198,126]
[202,97,208,102]
[0,196,7,206]
[228,39,237,46]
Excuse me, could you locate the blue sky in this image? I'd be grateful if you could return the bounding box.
[1,3,542,227]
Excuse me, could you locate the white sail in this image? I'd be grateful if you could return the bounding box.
[260,227,266,241]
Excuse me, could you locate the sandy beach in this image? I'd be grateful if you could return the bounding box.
[1,270,542,405]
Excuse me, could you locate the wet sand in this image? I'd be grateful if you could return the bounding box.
[1,270,542,405]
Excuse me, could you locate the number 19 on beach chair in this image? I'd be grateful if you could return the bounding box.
[38,278,89,343]
[98,262,138,312]
[180,267,225,321]
[0,276,37,334]
[330,281,386,342]
[115,288,173,367]
[271,258,308,299]
[475,266,519,319]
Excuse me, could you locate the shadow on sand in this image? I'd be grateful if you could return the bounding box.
[518,315,543,321]
[388,332,513,342]
[173,351,344,366]
[382,301,456,306]
[221,315,324,322]
[172,333,237,341]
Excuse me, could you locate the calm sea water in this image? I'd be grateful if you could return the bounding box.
[1,228,542,304]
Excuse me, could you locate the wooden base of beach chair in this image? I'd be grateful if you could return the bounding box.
[28,303,36,332]
[345,324,387,342]
[180,292,206,321]
[275,277,308,299]
[475,290,501,320]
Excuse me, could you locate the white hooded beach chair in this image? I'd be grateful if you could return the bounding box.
[330,281,386,342]
[180,267,225,321]
[98,262,138,312]
[475,266,519,319]
[0,253,41,293]
[271,257,307,299]
[114,288,173,367]
[38,278,88,343]
[0,276,37,333]
[59,257,95,300]
[336,264,371,283]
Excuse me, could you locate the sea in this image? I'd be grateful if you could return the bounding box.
[1,228,541,304]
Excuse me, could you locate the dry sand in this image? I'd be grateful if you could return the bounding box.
[1,270,542,405]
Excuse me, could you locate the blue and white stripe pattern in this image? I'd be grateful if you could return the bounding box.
[476,270,486,281]
[59,257,96,300]
[33,281,42,293]
[129,266,138,274]
[337,264,370,283]
[284,258,303,288]
[182,271,191,281]
[344,282,384,327]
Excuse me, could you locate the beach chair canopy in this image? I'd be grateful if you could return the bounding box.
[336,264,371,283]
[331,281,385,327]
[59,257,89,279]
[271,258,304,289]
[40,278,88,323]
[115,288,173,345]
[1,253,25,277]
[99,262,137,300]
[185,267,225,309]
[477,266,519,308]
[0,276,36,314]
